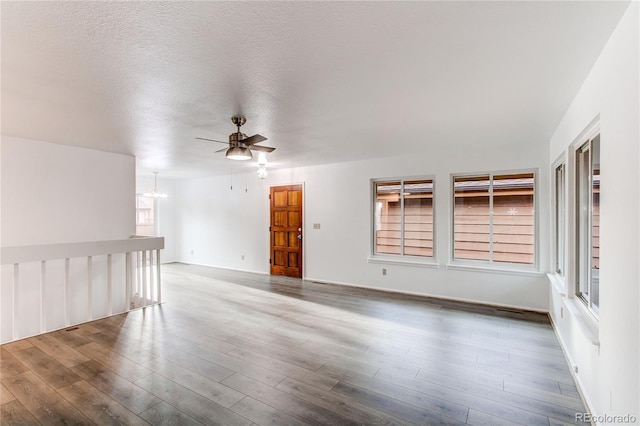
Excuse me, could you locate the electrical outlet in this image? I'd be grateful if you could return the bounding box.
[313,223,321,229]
[241,255,245,261]
[382,268,387,276]
[573,365,579,374]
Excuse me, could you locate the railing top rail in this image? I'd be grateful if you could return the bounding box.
[1,237,164,265]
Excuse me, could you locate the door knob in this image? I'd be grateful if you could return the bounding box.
[297,235,302,240]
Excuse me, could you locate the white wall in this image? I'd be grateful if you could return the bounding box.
[175,138,550,311]
[1,136,135,246]
[548,3,639,422]
[175,172,270,274]
[135,175,178,263]
[1,136,136,342]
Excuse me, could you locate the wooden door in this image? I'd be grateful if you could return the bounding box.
[270,185,303,278]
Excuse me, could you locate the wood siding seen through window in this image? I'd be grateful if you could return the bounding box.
[375,180,433,257]
[136,195,155,236]
[454,173,535,265]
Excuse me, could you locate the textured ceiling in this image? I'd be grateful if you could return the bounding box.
[1,1,630,178]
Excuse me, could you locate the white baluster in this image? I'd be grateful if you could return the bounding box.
[156,249,162,304]
[125,252,131,310]
[64,258,70,327]
[13,263,19,340]
[142,250,147,307]
[107,254,112,316]
[87,256,93,321]
[40,260,46,333]
[149,250,155,304]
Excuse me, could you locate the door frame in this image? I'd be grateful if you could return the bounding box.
[269,182,305,278]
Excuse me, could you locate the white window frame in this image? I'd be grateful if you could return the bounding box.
[551,155,567,279]
[574,131,600,317]
[368,176,438,267]
[448,169,540,275]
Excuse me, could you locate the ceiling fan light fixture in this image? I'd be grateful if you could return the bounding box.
[197,116,274,161]
[257,165,268,180]
[226,146,252,160]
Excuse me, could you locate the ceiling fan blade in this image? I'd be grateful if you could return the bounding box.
[249,145,276,153]
[196,137,228,144]
[214,147,228,153]
[242,134,267,146]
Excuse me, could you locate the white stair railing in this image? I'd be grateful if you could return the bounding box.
[0,236,164,344]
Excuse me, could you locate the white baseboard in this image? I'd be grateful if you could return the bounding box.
[173,260,268,276]
[304,276,548,314]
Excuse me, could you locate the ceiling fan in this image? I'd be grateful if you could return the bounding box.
[196,116,275,160]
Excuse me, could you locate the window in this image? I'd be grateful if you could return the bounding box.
[374,179,434,258]
[453,172,535,265]
[554,163,566,275]
[576,134,600,314]
[136,195,156,236]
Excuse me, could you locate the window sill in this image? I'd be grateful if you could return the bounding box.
[367,256,440,269]
[445,262,543,277]
[546,274,599,346]
[563,297,600,346]
[547,273,567,296]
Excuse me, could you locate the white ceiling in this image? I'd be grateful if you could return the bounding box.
[1,1,630,179]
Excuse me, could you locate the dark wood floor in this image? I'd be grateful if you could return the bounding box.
[1,262,585,425]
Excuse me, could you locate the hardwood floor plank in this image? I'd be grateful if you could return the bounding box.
[413,364,504,391]
[50,327,94,347]
[0,349,28,379]
[373,369,551,426]
[0,399,39,425]
[321,365,471,424]
[0,383,16,405]
[156,346,235,382]
[84,330,160,364]
[186,345,288,387]
[72,359,162,415]
[230,396,310,426]
[1,370,91,424]
[76,341,153,382]
[559,381,581,399]
[1,340,33,353]
[227,348,338,391]
[267,337,381,377]
[12,346,82,389]
[30,333,91,368]
[503,379,584,411]
[143,356,244,408]
[225,335,325,372]
[549,417,584,426]
[173,328,238,354]
[222,373,359,426]
[466,408,528,426]
[330,380,467,425]
[139,401,205,426]
[275,377,414,426]
[475,353,575,384]
[57,379,149,425]
[135,373,252,426]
